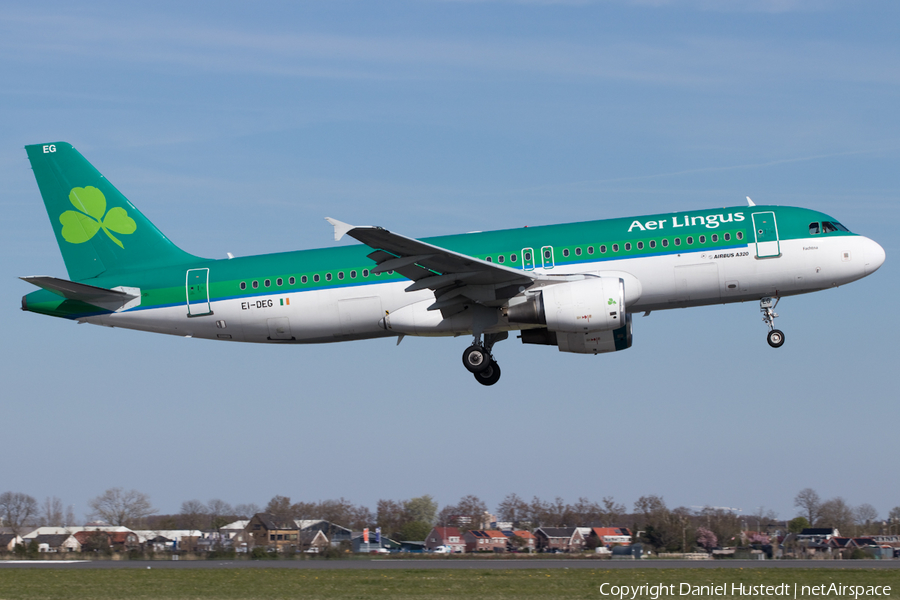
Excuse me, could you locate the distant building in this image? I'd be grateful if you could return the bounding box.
[534,527,585,552]
[424,527,465,553]
[464,530,508,553]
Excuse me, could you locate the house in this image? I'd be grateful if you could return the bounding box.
[424,527,465,553]
[245,513,301,551]
[505,530,536,552]
[0,533,23,552]
[463,530,508,553]
[534,527,585,552]
[33,534,81,553]
[73,530,140,552]
[303,530,331,553]
[588,527,632,547]
[297,520,353,545]
[796,528,840,543]
[132,529,202,552]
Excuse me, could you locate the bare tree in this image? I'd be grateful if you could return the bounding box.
[496,493,529,524]
[793,488,822,525]
[234,503,260,518]
[40,496,65,527]
[0,492,38,537]
[87,488,156,527]
[179,499,209,530]
[376,499,406,538]
[752,506,778,532]
[601,497,626,526]
[853,503,879,535]
[816,497,854,533]
[206,499,234,530]
[265,496,293,520]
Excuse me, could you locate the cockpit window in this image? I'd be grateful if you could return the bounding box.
[809,222,820,235]
[833,221,849,232]
[822,221,838,233]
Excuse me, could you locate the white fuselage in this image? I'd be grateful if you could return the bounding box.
[86,234,881,344]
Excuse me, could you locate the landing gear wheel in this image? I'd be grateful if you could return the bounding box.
[462,345,491,373]
[767,329,785,348]
[474,361,501,386]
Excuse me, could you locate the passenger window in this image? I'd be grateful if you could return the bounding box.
[624,243,632,251]
[611,244,618,252]
[543,249,551,260]
[289,276,295,285]
[264,279,271,287]
[498,255,504,263]
[711,234,718,243]
[674,238,681,246]
[809,222,820,235]
[699,235,706,244]
[737,231,744,240]
[723,233,730,242]
[252,281,259,289]
[338,272,344,280]
[575,248,582,256]
[313,274,320,283]
[485,256,492,262]
[326,273,332,281]
[636,242,643,250]
[350,270,357,278]
[823,221,837,233]
[687,237,693,245]
[662,239,668,247]
[588,246,594,255]
[524,252,531,261]
[276,278,283,286]
[562,249,569,257]
[649,240,656,249]
[363,269,369,277]
[240,282,246,290]
[511,254,518,262]
[301,275,307,284]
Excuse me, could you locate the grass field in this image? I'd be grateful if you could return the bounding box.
[0,568,897,600]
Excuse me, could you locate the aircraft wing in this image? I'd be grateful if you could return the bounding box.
[326,218,535,314]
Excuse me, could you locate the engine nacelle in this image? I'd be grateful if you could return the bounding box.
[507,277,625,334]
[520,313,633,355]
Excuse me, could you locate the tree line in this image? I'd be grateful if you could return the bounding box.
[2,487,897,551]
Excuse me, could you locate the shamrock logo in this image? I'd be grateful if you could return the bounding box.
[60,186,136,249]
[607,298,616,305]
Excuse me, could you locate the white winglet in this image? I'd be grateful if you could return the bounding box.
[325,217,355,241]
[746,196,756,207]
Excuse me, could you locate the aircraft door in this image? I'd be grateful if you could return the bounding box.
[540,246,555,270]
[522,248,535,271]
[752,212,781,258]
[186,268,212,316]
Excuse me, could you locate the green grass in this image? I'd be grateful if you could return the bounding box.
[0,568,897,599]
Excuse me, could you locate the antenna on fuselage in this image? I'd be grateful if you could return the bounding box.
[746,196,756,207]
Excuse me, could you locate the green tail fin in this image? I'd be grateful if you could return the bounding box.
[26,142,200,281]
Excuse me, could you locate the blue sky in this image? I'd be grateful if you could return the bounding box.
[2,1,898,524]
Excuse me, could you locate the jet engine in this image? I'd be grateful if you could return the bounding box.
[507,277,634,355]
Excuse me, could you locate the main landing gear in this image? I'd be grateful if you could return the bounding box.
[462,332,507,386]
[760,297,785,348]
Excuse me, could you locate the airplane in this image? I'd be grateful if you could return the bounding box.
[20,142,886,386]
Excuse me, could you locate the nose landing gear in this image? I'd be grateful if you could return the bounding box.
[760,297,785,348]
[462,332,507,386]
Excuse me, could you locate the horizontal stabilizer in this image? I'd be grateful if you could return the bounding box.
[21,276,141,312]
